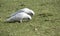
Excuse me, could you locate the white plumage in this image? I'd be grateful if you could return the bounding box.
[10,8,35,17]
[6,12,32,23]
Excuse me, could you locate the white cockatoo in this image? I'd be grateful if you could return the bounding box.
[10,8,35,17]
[6,12,32,23]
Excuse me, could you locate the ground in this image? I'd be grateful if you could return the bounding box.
[0,0,60,36]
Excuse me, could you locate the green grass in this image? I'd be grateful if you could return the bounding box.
[0,0,60,36]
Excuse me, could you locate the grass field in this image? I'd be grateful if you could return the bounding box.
[0,0,60,36]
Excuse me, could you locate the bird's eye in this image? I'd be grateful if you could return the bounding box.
[27,13,33,16]
[31,13,33,16]
[28,18,30,20]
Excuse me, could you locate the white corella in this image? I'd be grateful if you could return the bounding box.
[6,12,32,23]
[10,8,35,17]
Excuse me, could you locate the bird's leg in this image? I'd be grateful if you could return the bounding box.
[20,20,22,23]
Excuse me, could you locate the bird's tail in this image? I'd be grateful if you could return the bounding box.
[4,17,12,23]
